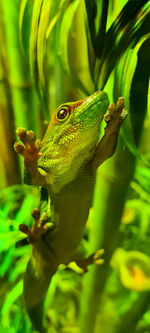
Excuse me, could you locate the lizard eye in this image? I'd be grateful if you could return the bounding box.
[56,106,70,122]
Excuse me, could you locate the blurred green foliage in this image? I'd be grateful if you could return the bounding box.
[0,0,150,332]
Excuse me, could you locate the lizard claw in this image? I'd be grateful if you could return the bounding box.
[14,128,42,167]
[85,248,104,267]
[14,142,25,154]
[93,248,105,265]
[19,208,54,244]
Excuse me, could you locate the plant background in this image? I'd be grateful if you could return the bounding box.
[0,0,150,332]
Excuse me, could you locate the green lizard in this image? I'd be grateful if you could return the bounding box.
[14,91,127,332]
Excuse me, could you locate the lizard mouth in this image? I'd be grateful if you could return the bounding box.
[38,165,48,176]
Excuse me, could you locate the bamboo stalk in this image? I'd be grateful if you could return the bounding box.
[0,13,20,186]
[1,0,38,131]
[79,138,136,333]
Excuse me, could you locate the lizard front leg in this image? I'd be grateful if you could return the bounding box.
[92,97,128,170]
[14,128,46,186]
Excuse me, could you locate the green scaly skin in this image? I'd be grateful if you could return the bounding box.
[14,91,127,332]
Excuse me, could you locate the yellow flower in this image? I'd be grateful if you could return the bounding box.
[111,248,150,291]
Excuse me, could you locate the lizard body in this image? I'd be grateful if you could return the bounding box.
[14,91,127,332]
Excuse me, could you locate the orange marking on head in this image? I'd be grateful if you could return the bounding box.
[70,99,85,113]
[52,111,58,125]
[48,123,52,129]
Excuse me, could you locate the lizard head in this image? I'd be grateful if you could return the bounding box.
[38,91,109,192]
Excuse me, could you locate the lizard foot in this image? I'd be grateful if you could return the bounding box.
[91,97,128,170]
[75,249,104,273]
[19,208,53,244]
[104,97,128,135]
[14,128,42,168]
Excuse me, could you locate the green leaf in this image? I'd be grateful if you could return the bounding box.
[84,0,97,51]
[8,254,30,283]
[19,0,33,60]
[55,0,90,95]
[19,0,28,52]
[14,193,39,225]
[1,280,23,316]
[29,0,52,118]
[96,0,150,89]
[12,245,30,258]
[113,35,150,160]
[130,38,150,145]
[113,48,139,158]
[95,0,109,58]
[58,0,80,73]
[46,5,65,39]
[0,231,26,252]
[29,0,43,82]
[0,249,12,277]
[37,0,52,88]
[85,0,109,58]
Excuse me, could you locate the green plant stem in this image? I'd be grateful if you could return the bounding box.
[0,17,21,186]
[95,0,109,58]
[116,292,150,333]
[1,0,37,131]
[79,138,136,333]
